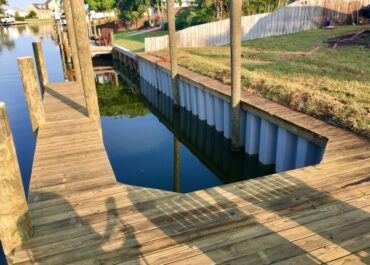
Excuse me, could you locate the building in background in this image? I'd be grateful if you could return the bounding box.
[26,0,64,19]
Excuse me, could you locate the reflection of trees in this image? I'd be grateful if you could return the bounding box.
[97,80,150,118]
[0,28,15,53]
[29,25,40,35]
[16,26,26,35]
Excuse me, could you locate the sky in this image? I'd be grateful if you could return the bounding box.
[6,0,45,10]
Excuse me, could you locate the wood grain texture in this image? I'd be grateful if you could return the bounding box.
[0,102,32,261]
[32,42,49,95]
[11,61,370,265]
[17,57,45,134]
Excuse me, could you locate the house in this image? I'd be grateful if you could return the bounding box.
[25,0,64,19]
[45,0,64,12]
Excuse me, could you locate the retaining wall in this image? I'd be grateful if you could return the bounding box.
[137,56,325,173]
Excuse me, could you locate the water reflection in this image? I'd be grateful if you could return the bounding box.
[94,66,275,193]
[0,25,58,44]
[0,24,64,264]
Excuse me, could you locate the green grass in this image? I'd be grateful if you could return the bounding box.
[114,30,168,52]
[151,25,370,138]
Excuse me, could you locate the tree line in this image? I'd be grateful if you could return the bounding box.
[85,0,295,29]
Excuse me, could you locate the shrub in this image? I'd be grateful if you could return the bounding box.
[15,16,25,21]
[143,20,150,28]
[163,21,168,30]
[26,10,37,19]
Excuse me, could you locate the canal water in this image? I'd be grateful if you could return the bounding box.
[0,24,274,261]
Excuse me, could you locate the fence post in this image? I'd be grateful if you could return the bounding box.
[0,102,32,263]
[32,42,48,95]
[69,0,102,131]
[64,0,82,83]
[166,0,180,107]
[17,57,45,135]
[230,0,242,151]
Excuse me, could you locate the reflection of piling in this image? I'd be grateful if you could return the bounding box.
[64,0,82,83]
[173,137,181,192]
[0,102,32,263]
[69,0,101,131]
[173,109,181,192]
[230,0,242,151]
[17,57,45,135]
[32,42,48,95]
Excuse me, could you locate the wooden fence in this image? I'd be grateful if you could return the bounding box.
[145,0,370,52]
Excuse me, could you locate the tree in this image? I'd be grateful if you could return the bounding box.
[0,0,7,15]
[117,0,146,28]
[26,10,37,19]
[85,0,117,11]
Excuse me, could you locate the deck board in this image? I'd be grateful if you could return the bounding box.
[12,68,370,265]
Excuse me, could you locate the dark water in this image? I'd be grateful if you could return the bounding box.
[0,24,274,262]
[95,69,275,193]
[0,24,65,263]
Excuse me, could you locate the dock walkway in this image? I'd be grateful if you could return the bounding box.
[12,73,370,264]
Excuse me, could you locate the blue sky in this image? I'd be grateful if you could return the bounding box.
[7,0,44,10]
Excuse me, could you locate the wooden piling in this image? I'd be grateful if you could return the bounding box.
[55,19,68,80]
[64,0,82,83]
[0,102,32,263]
[17,57,45,134]
[230,0,242,151]
[32,42,48,95]
[92,19,97,36]
[166,0,180,107]
[69,0,101,131]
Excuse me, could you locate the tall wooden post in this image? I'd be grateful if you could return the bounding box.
[230,0,242,151]
[64,0,82,83]
[0,102,32,263]
[32,42,48,95]
[17,57,45,134]
[69,0,101,131]
[55,19,68,80]
[93,19,97,36]
[166,0,179,107]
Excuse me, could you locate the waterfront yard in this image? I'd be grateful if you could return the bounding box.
[151,25,370,138]
[114,29,168,52]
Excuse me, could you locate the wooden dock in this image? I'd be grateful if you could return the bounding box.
[9,63,370,264]
[90,41,113,57]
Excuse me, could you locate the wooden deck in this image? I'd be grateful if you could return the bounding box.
[90,41,113,57]
[12,72,370,264]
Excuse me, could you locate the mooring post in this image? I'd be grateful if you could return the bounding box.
[69,0,102,131]
[166,0,180,107]
[230,0,242,151]
[62,32,72,65]
[64,0,82,83]
[92,19,97,36]
[0,102,32,263]
[32,42,48,95]
[17,57,46,134]
[55,19,68,80]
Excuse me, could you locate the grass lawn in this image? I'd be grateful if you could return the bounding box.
[151,25,370,138]
[114,30,168,52]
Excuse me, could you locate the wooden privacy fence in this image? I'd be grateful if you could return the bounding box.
[145,0,370,52]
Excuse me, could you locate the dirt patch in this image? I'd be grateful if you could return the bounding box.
[245,46,321,62]
[328,30,370,49]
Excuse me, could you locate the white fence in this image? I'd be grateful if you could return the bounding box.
[145,0,370,52]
